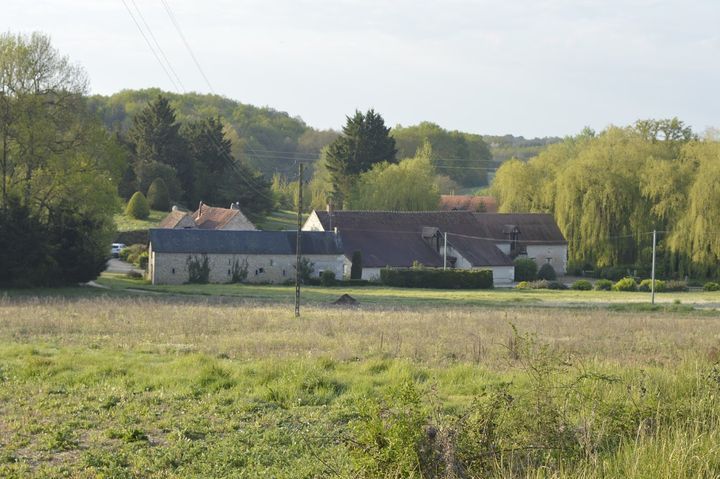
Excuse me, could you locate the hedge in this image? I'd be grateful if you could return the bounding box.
[115,229,148,245]
[380,268,493,289]
[126,191,150,220]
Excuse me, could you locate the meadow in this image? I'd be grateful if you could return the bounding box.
[0,292,719,478]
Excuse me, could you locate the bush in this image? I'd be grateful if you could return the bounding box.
[146,178,170,211]
[187,255,210,284]
[513,258,538,282]
[115,229,148,245]
[119,244,147,268]
[320,270,337,286]
[571,279,592,291]
[613,277,638,292]
[594,279,613,291]
[638,279,666,292]
[515,280,566,290]
[537,263,557,281]
[380,268,493,289]
[599,266,631,281]
[125,192,150,220]
[664,280,689,292]
[704,282,720,292]
[339,279,373,287]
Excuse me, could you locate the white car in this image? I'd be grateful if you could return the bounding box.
[111,243,126,258]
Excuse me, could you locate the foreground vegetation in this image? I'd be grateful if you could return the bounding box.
[0,296,719,478]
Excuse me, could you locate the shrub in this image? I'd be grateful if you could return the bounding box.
[704,282,720,292]
[146,178,170,211]
[513,258,537,282]
[613,277,638,292]
[187,255,210,284]
[594,279,613,291]
[517,280,568,290]
[295,257,314,284]
[125,192,150,220]
[380,268,493,289]
[320,270,337,286]
[350,251,363,280]
[119,244,147,267]
[638,279,666,292]
[664,280,689,292]
[537,263,557,281]
[571,279,592,291]
[599,266,631,281]
[229,258,249,283]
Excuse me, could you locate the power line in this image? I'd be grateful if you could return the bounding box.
[129,0,185,90]
[159,0,216,93]
[120,0,179,91]
[119,0,277,205]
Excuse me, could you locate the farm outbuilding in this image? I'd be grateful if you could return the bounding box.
[148,229,344,285]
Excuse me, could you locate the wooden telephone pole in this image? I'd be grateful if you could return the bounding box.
[294,162,304,317]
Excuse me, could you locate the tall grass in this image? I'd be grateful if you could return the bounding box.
[0,296,718,477]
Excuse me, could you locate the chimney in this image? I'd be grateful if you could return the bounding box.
[172,205,178,212]
[326,201,333,214]
[230,202,238,210]
[197,201,204,219]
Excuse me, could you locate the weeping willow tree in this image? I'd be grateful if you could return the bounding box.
[491,119,720,277]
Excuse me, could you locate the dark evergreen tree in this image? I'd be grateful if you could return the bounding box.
[183,117,234,206]
[325,109,397,207]
[183,117,274,219]
[350,251,363,280]
[127,95,192,202]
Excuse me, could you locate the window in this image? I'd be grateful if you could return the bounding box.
[269,259,274,266]
[258,267,265,274]
[282,269,286,277]
[172,268,175,275]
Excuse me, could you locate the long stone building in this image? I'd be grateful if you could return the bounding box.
[302,209,567,283]
[148,229,344,285]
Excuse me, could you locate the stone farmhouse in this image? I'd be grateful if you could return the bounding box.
[302,209,567,283]
[148,229,344,285]
[158,202,256,231]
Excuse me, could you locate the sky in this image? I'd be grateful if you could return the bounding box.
[4,0,719,137]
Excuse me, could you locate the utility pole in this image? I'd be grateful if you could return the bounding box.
[443,232,447,270]
[651,229,657,305]
[295,162,304,317]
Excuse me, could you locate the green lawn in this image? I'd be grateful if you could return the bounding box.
[256,209,307,231]
[94,273,720,311]
[113,209,167,232]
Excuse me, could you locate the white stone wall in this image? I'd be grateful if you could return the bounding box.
[150,252,344,285]
[302,211,324,231]
[525,244,568,274]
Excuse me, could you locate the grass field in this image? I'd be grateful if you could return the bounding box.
[255,210,307,231]
[113,210,167,232]
[1,288,719,477]
[92,272,720,311]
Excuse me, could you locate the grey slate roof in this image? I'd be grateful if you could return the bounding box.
[149,229,342,255]
[313,210,566,244]
[307,211,519,268]
[446,234,514,267]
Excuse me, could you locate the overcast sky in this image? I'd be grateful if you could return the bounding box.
[4,0,719,137]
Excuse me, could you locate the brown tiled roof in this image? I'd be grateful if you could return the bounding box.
[193,204,255,230]
[440,195,498,213]
[158,210,191,229]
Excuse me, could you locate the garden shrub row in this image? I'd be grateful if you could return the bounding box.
[380,268,493,289]
[516,280,567,290]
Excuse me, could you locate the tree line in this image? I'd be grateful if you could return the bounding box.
[492,119,720,278]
